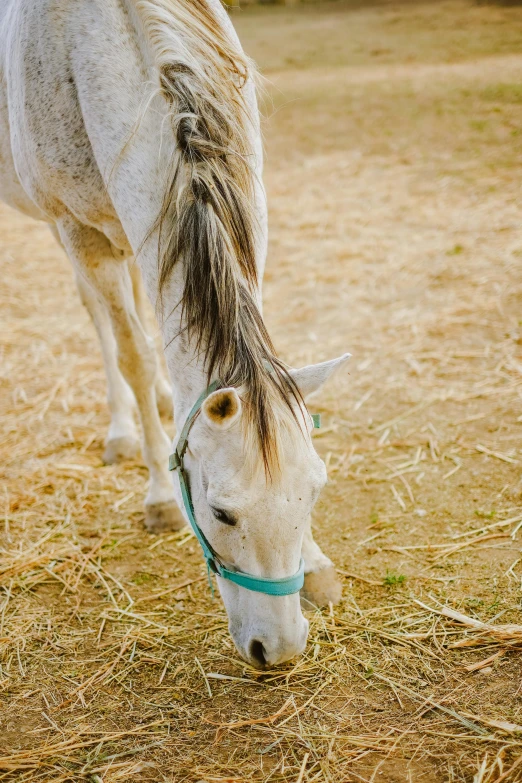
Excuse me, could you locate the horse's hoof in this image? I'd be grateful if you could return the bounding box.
[301,565,343,609]
[145,501,185,533]
[103,436,140,465]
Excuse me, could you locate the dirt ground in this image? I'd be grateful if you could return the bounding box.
[3,1,522,781]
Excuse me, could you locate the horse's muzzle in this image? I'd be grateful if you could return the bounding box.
[233,615,309,669]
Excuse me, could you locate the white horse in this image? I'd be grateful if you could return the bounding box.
[0,0,349,667]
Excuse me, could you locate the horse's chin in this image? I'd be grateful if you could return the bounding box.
[224,589,309,669]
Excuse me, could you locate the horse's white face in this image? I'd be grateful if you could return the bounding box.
[179,355,349,668]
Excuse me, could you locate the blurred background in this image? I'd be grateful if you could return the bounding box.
[3,1,522,780]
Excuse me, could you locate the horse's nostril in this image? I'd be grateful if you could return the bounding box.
[249,639,267,667]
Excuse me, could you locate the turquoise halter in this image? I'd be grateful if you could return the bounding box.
[168,381,320,597]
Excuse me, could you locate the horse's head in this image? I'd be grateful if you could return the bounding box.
[177,354,349,668]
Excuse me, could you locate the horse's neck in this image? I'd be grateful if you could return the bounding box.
[82,0,267,423]
[158,271,211,429]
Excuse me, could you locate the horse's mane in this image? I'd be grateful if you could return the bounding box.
[135,0,301,473]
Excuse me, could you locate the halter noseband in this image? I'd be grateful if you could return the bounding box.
[168,381,320,597]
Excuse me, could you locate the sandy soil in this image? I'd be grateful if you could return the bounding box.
[2,1,522,781]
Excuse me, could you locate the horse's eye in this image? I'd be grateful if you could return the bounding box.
[211,507,236,526]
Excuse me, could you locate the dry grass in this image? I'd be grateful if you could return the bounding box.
[3,0,522,780]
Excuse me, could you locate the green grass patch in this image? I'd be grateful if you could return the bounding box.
[132,572,155,585]
[481,83,522,104]
[474,509,496,519]
[447,244,465,256]
[383,571,406,587]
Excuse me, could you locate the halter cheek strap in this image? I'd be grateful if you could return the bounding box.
[168,382,319,597]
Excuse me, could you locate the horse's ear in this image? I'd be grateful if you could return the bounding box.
[290,353,351,400]
[202,388,242,430]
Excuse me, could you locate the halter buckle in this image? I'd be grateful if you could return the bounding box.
[168,452,181,471]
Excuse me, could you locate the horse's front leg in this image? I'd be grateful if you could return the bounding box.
[301,524,342,609]
[128,261,173,419]
[58,216,184,533]
[75,272,141,464]
[51,225,140,464]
